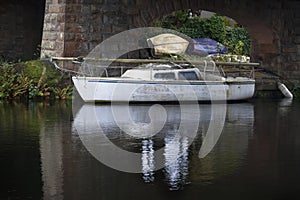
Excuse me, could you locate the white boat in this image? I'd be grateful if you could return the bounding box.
[72,63,255,102]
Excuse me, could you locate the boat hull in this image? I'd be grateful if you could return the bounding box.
[72,77,255,102]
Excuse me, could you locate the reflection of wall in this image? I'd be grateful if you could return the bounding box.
[40,123,64,200]
[39,103,72,200]
[244,100,300,189]
[189,103,254,184]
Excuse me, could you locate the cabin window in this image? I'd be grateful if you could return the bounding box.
[178,71,199,80]
[154,72,175,80]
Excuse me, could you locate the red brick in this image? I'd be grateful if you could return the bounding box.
[282,46,297,53]
[260,44,280,54]
[65,5,82,13]
[49,4,65,13]
[64,41,80,52]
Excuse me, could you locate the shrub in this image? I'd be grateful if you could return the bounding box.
[154,11,250,56]
[225,27,251,55]
[0,60,72,100]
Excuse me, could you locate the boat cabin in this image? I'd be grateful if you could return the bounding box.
[122,68,200,81]
[121,64,224,81]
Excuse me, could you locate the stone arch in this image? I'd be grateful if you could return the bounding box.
[129,0,279,67]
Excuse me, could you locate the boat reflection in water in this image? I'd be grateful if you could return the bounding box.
[72,102,254,190]
[141,131,189,190]
[163,135,189,190]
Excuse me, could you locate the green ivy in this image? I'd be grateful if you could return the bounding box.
[154,11,250,56]
[225,27,251,55]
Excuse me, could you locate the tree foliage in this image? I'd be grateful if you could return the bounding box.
[155,10,250,56]
[225,27,250,55]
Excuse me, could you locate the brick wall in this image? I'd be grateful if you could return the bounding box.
[41,0,132,57]
[41,0,66,57]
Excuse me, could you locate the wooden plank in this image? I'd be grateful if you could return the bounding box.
[50,57,260,67]
[223,69,263,73]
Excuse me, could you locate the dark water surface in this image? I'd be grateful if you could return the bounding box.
[1,99,300,200]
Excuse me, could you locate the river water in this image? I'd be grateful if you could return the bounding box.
[1,99,300,200]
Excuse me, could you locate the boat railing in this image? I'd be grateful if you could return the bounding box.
[216,62,259,79]
[49,57,260,79]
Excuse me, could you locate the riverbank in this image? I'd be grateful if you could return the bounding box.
[0,60,73,100]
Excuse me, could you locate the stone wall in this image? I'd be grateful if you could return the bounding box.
[41,0,132,57]
[278,1,300,84]
[41,0,66,57]
[0,0,45,60]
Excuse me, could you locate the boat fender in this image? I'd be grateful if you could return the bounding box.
[278,82,293,98]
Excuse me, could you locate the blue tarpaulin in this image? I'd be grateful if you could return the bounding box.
[190,38,227,54]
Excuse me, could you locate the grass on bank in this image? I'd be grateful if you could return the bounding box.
[0,60,73,100]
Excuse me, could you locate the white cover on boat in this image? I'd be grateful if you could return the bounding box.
[147,33,189,55]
